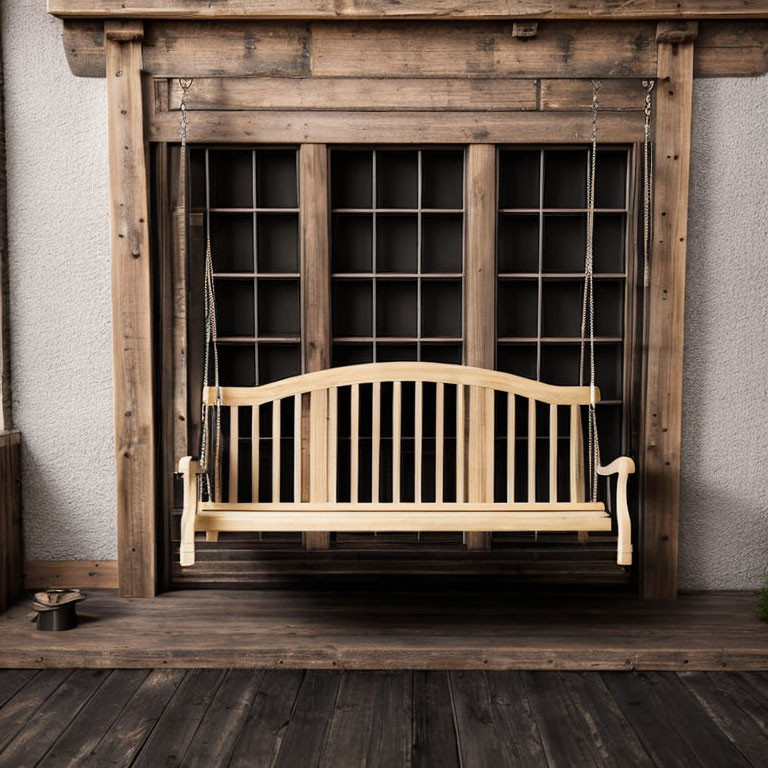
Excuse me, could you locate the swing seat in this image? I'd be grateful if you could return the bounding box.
[178,362,634,567]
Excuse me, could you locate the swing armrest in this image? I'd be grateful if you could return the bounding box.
[178,457,202,567]
[596,456,635,567]
[596,456,635,478]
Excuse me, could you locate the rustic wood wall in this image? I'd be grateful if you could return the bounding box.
[0,432,22,613]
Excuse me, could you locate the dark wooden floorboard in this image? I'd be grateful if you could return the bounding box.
[449,670,514,767]
[181,669,265,768]
[132,669,226,768]
[2,670,768,767]
[80,669,186,768]
[0,669,109,768]
[38,670,149,768]
[677,672,768,768]
[272,671,339,768]
[0,670,71,754]
[560,672,654,767]
[486,671,548,767]
[227,670,305,768]
[412,671,460,768]
[0,670,36,710]
[522,671,606,768]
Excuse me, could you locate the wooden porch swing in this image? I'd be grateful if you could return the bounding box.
[178,79,639,568]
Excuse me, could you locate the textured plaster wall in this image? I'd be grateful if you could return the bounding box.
[2,0,116,560]
[1,9,767,585]
[681,78,768,590]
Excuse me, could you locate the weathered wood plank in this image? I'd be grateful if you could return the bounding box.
[47,0,768,21]
[0,669,109,767]
[0,434,21,613]
[166,76,537,111]
[273,671,339,768]
[106,22,156,598]
[181,669,266,768]
[148,108,646,144]
[413,671,460,768]
[132,669,227,767]
[228,671,305,767]
[81,669,186,767]
[540,78,647,110]
[640,33,694,600]
[38,670,149,767]
[311,21,656,78]
[464,144,496,551]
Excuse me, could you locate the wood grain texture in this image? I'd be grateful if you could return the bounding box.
[166,76,538,112]
[106,23,156,598]
[47,0,768,20]
[464,145,496,550]
[24,560,118,589]
[641,36,694,600]
[3,590,768,670]
[148,108,645,144]
[60,19,768,79]
[0,433,21,613]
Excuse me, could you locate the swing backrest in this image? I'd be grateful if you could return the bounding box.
[202,362,598,506]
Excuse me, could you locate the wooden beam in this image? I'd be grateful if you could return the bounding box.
[24,560,119,589]
[539,79,648,111]
[0,432,21,613]
[46,0,768,21]
[59,19,768,80]
[164,77,538,112]
[300,144,331,551]
[641,31,695,600]
[106,21,156,598]
[148,110,645,144]
[464,145,496,551]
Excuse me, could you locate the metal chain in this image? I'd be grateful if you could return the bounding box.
[642,79,655,288]
[580,79,602,503]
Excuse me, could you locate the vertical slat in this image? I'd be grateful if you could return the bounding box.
[549,404,558,503]
[106,22,155,597]
[272,400,281,503]
[464,144,496,550]
[328,387,338,503]
[507,393,516,502]
[294,395,301,503]
[570,405,585,503]
[415,381,423,503]
[251,404,260,503]
[528,398,537,503]
[455,384,465,503]
[228,406,239,503]
[350,384,360,503]
[468,386,494,512]
[300,144,331,549]
[308,390,329,522]
[642,28,695,600]
[392,381,401,503]
[372,382,381,503]
[435,383,444,503]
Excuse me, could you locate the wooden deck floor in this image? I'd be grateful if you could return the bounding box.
[1,668,768,766]
[0,589,766,670]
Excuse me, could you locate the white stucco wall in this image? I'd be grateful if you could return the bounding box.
[2,0,116,560]
[2,7,767,586]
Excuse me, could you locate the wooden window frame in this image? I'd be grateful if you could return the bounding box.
[97,18,695,598]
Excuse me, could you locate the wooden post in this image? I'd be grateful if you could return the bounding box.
[300,143,331,549]
[464,144,496,550]
[641,23,696,600]
[106,21,156,597]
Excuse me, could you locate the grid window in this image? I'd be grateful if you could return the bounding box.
[192,147,302,386]
[497,147,630,467]
[331,149,464,367]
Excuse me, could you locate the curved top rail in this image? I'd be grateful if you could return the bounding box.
[203,362,599,406]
